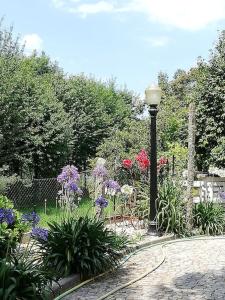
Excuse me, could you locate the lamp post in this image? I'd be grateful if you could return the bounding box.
[145,84,162,234]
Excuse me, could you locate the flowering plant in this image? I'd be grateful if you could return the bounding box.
[122,159,133,169]
[158,156,168,166]
[57,165,82,212]
[121,184,134,196]
[21,211,40,227]
[96,157,106,166]
[136,149,150,170]
[104,179,120,196]
[32,227,48,242]
[0,195,28,258]
[92,165,108,178]
[0,208,15,225]
[95,195,108,208]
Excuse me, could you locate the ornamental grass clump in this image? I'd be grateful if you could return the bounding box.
[0,253,55,300]
[193,201,225,235]
[157,179,185,235]
[34,216,128,279]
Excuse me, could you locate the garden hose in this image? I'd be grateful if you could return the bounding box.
[54,236,225,300]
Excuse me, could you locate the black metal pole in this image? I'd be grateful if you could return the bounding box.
[149,104,158,234]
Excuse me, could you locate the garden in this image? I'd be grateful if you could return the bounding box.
[1,20,225,300]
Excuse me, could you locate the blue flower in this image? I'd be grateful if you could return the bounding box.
[31,227,48,241]
[21,211,40,227]
[104,180,120,192]
[0,208,15,225]
[57,165,80,183]
[95,195,108,208]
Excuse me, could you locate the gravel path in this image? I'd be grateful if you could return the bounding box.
[64,238,225,300]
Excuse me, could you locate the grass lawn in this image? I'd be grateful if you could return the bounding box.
[19,197,117,227]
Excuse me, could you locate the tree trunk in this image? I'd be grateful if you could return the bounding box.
[186,101,196,231]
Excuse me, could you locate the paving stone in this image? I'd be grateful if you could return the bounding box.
[64,238,225,300]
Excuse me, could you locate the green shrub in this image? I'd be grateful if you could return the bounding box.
[0,195,28,258]
[36,216,128,279]
[0,165,17,195]
[0,253,54,300]
[193,201,224,235]
[157,179,185,235]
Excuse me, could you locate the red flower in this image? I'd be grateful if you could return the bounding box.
[136,149,150,170]
[122,159,133,169]
[158,156,168,166]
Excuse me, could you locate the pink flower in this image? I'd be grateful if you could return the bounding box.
[122,159,133,169]
[158,156,168,166]
[136,150,150,170]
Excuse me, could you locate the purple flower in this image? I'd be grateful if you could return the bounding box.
[92,165,108,178]
[219,191,225,200]
[95,195,108,208]
[104,180,120,192]
[64,180,78,192]
[21,212,40,227]
[31,227,48,241]
[57,165,80,183]
[77,188,83,196]
[0,208,15,225]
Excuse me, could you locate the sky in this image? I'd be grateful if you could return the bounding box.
[1,0,225,95]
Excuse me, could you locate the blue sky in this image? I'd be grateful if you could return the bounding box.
[1,0,225,95]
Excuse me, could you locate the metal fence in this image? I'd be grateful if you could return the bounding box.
[6,172,89,210]
[7,178,60,209]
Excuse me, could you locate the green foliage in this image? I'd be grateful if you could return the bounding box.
[193,202,224,235]
[162,142,188,173]
[196,31,225,170]
[38,216,128,278]
[62,76,137,168]
[96,118,148,176]
[0,166,17,195]
[0,254,54,300]
[0,195,27,258]
[157,180,185,235]
[0,50,73,177]
[157,71,190,153]
[0,21,138,176]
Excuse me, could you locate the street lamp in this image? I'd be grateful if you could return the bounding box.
[145,84,162,234]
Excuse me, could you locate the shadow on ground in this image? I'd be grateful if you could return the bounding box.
[149,268,225,299]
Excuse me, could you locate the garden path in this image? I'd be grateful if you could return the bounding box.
[64,238,225,300]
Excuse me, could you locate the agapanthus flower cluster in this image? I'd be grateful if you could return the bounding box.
[21,211,40,227]
[121,184,134,195]
[96,158,106,166]
[31,227,48,242]
[92,165,108,178]
[0,208,15,225]
[95,195,108,208]
[104,180,121,196]
[57,165,80,183]
[57,165,81,193]
[136,149,150,170]
[219,191,225,200]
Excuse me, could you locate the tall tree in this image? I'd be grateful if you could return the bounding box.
[196,31,225,171]
[62,75,136,169]
[0,23,73,177]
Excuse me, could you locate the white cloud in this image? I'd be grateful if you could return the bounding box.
[144,36,170,47]
[52,0,225,30]
[68,1,114,16]
[21,34,43,53]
